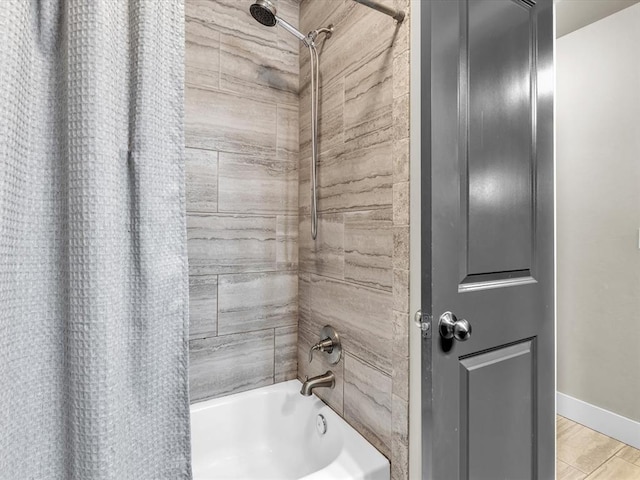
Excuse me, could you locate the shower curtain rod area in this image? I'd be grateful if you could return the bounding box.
[352,0,405,23]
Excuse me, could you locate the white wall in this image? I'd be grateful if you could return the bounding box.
[555,0,640,38]
[557,3,640,423]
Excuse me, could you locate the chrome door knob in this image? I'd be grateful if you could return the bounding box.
[438,311,472,341]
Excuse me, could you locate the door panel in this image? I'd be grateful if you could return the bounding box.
[421,0,554,479]
[460,339,536,480]
[465,0,535,278]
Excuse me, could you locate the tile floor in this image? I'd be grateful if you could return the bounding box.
[557,415,640,479]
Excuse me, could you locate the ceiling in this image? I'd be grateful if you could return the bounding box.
[555,0,640,37]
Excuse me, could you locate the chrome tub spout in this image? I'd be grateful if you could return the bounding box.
[300,371,335,396]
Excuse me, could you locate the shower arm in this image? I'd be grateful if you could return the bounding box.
[352,0,405,23]
[276,17,308,44]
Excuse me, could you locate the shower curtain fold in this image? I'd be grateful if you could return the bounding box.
[0,1,191,478]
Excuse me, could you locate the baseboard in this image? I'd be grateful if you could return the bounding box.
[557,392,640,449]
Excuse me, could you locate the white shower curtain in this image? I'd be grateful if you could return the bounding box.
[0,1,191,478]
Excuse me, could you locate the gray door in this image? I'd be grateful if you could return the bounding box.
[420,0,554,479]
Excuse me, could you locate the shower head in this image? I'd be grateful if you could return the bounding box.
[249,0,309,44]
[249,0,277,27]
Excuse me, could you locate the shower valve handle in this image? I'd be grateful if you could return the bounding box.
[309,338,334,363]
[307,325,342,365]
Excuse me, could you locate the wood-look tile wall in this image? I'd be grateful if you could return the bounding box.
[185,0,411,475]
[185,0,300,402]
[297,1,411,479]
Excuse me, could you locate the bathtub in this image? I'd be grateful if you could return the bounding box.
[190,380,390,480]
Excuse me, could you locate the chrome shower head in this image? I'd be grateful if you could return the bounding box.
[249,0,309,44]
[250,0,277,27]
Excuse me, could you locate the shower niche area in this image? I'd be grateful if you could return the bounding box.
[184,0,412,478]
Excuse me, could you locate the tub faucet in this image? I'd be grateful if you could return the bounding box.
[308,325,342,364]
[300,371,335,396]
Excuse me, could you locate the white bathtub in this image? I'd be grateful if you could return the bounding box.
[190,380,390,480]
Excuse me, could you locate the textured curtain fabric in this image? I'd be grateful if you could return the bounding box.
[0,1,191,478]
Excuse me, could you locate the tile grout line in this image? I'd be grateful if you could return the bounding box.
[307,270,394,294]
[615,456,640,469]
[215,151,219,215]
[581,442,626,476]
[215,273,219,337]
[342,352,346,417]
[559,416,629,477]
